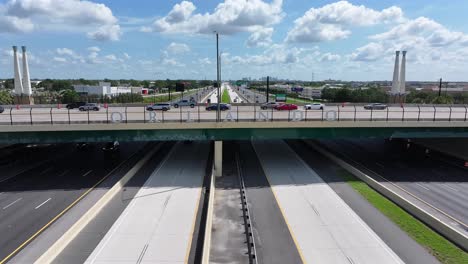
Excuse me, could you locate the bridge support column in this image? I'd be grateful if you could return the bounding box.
[214,141,222,177]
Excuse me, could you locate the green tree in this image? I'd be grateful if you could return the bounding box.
[431,95,453,104]
[61,89,79,103]
[0,90,13,104]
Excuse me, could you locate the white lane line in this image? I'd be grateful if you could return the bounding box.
[35,198,51,209]
[57,170,70,177]
[442,184,459,192]
[82,170,93,177]
[3,198,22,209]
[375,162,385,169]
[39,167,54,176]
[415,183,430,191]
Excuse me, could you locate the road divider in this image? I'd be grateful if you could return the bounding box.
[34,143,163,264]
[201,166,215,264]
[307,140,468,252]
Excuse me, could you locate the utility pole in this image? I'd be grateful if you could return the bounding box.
[216,32,221,121]
[438,78,442,97]
[266,76,270,103]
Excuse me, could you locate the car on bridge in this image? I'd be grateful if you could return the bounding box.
[146,103,171,111]
[304,103,325,110]
[0,106,4,114]
[260,102,282,110]
[275,104,298,111]
[78,103,100,111]
[172,99,196,108]
[206,103,231,111]
[364,103,387,110]
[66,102,86,109]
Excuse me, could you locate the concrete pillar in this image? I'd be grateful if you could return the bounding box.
[399,51,407,96]
[21,46,32,96]
[214,141,222,177]
[391,51,400,96]
[13,46,23,95]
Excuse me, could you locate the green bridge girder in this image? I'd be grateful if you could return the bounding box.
[1,127,468,143]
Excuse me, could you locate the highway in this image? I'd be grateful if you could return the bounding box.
[318,138,468,237]
[0,142,146,263]
[82,141,209,263]
[252,140,404,264]
[1,104,465,124]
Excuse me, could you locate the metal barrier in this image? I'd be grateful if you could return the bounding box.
[1,104,468,125]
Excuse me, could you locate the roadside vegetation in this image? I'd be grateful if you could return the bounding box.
[338,169,468,264]
[221,88,231,103]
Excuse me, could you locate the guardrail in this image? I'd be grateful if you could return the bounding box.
[0,104,467,125]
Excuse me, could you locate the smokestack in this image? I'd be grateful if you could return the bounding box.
[391,51,400,95]
[399,51,407,95]
[13,46,23,95]
[21,46,32,96]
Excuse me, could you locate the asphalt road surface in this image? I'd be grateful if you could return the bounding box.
[0,142,146,262]
[319,138,468,237]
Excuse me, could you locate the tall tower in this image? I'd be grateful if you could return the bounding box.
[13,46,23,95]
[399,51,407,95]
[21,46,32,96]
[391,51,400,95]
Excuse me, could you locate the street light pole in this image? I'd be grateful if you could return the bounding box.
[216,32,221,121]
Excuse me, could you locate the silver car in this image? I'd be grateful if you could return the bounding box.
[172,99,196,108]
[78,103,100,111]
[146,103,171,111]
[260,102,281,110]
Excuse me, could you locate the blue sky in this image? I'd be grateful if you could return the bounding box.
[1,0,468,81]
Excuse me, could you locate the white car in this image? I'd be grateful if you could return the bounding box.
[304,103,325,110]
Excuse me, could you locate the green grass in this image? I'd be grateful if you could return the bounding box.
[221,88,231,103]
[285,97,318,104]
[338,169,468,264]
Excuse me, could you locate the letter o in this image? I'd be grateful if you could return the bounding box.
[111,112,123,123]
[325,110,336,121]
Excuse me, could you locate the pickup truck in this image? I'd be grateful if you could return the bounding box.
[172,99,196,108]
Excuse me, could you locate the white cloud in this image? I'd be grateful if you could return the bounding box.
[0,15,33,33]
[198,57,211,65]
[224,44,306,66]
[56,48,75,56]
[87,24,121,41]
[1,0,121,41]
[349,42,385,62]
[87,46,101,52]
[166,42,190,54]
[319,52,341,62]
[105,54,117,61]
[143,0,283,35]
[286,1,403,43]
[162,58,185,67]
[53,57,67,63]
[246,27,273,47]
[123,53,131,59]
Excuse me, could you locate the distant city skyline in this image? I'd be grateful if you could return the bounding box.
[1,0,468,81]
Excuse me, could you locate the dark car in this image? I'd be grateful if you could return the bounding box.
[66,102,86,109]
[364,103,387,110]
[0,106,4,114]
[102,141,120,152]
[206,103,231,111]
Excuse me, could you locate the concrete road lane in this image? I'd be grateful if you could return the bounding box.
[288,140,439,264]
[319,138,468,236]
[84,141,209,264]
[0,142,145,263]
[238,141,302,264]
[252,140,404,264]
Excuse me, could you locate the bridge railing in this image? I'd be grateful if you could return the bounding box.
[0,104,467,125]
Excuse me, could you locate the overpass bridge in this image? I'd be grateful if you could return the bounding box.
[0,104,468,143]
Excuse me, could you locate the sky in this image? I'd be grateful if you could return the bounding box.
[1,0,468,81]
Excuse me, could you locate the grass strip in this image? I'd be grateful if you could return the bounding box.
[221,88,231,103]
[338,169,468,264]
